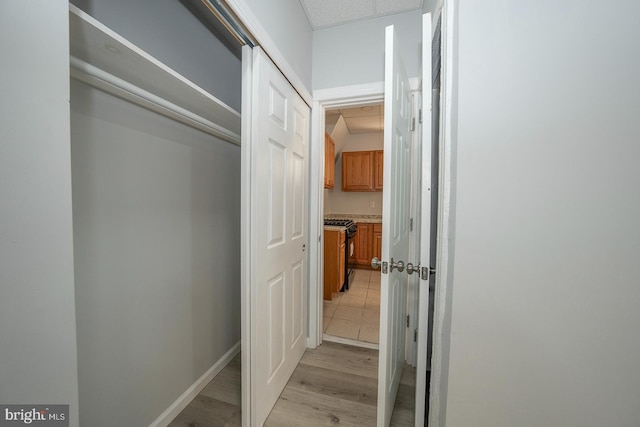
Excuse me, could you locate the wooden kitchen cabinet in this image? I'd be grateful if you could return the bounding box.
[342,151,374,191]
[342,150,383,192]
[350,222,383,267]
[373,223,382,261]
[324,229,345,300]
[353,223,373,266]
[374,150,384,190]
[339,240,345,289]
[324,132,335,189]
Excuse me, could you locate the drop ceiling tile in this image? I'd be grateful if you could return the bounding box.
[302,0,424,29]
[374,0,423,15]
[339,105,381,118]
[345,116,383,134]
[300,0,374,29]
[326,104,384,134]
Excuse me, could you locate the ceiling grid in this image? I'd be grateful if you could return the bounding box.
[300,0,424,29]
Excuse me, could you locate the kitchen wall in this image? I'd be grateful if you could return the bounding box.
[445,1,640,426]
[324,116,383,216]
[312,9,422,90]
[0,2,79,424]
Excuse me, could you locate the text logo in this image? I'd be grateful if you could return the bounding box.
[0,406,68,426]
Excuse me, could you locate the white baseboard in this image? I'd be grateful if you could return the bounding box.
[149,341,241,427]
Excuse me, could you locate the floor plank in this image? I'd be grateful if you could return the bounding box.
[200,354,241,407]
[283,363,378,406]
[265,387,377,427]
[168,342,416,426]
[300,342,379,380]
[169,394,241,427]
[389,382,416,426]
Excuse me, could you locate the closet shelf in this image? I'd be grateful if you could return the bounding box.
[69,4,241,145]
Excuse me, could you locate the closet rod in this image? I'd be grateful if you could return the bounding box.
[70,56,241,146]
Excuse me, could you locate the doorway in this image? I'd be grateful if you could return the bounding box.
[322,103,385,348]
[310,78,421,426]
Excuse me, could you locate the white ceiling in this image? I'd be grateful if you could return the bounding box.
[327,104,384,134]
[300,0,424,29]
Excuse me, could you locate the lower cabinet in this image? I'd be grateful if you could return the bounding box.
[373,223,382,261]
[353,223,372,265]
[324,229,345,300]
[350,222,383,268]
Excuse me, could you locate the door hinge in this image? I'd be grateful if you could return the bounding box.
[414,329,418,342]
[419,108,423,124]
[410,117,416,132]
[409,218,413,231]
[406,315,410,327]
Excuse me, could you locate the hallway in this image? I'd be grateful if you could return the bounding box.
[169,341,415,426]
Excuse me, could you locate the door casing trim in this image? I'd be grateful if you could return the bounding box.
[308,82,385,350]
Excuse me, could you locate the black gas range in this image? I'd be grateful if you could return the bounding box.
[324,218,357,291]
[324,218,357,236]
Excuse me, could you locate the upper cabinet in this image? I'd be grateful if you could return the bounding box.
[342,150,384,192]
[324,133,335,189]
[373,150,384,191]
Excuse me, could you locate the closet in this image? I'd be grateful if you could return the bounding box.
[69,3,242,425]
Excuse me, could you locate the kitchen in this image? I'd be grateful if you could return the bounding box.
[322,103,384,346]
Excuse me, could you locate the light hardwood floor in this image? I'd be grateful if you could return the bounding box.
[169,341,415,426]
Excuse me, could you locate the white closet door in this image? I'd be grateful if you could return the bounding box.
[242,46,309,427]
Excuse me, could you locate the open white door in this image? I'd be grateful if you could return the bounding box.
[241,46,309,427]
[377,25,413,427]
[415,12,433,426]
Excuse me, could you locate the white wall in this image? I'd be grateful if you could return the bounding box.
[445,1,640,426]
[70,81,241,426]
[72,0,242,112]
[325,117,383,216]
[312,10,422,90]
[243,0,313,91]
[0,1,79,425]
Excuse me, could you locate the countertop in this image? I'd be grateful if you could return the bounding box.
[325,213,382,224]
[323,225,347,232]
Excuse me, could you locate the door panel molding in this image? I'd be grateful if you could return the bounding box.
[378,24,412,427]
[242,46,310,427]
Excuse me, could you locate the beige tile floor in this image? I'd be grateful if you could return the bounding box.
[323,268,381,344]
